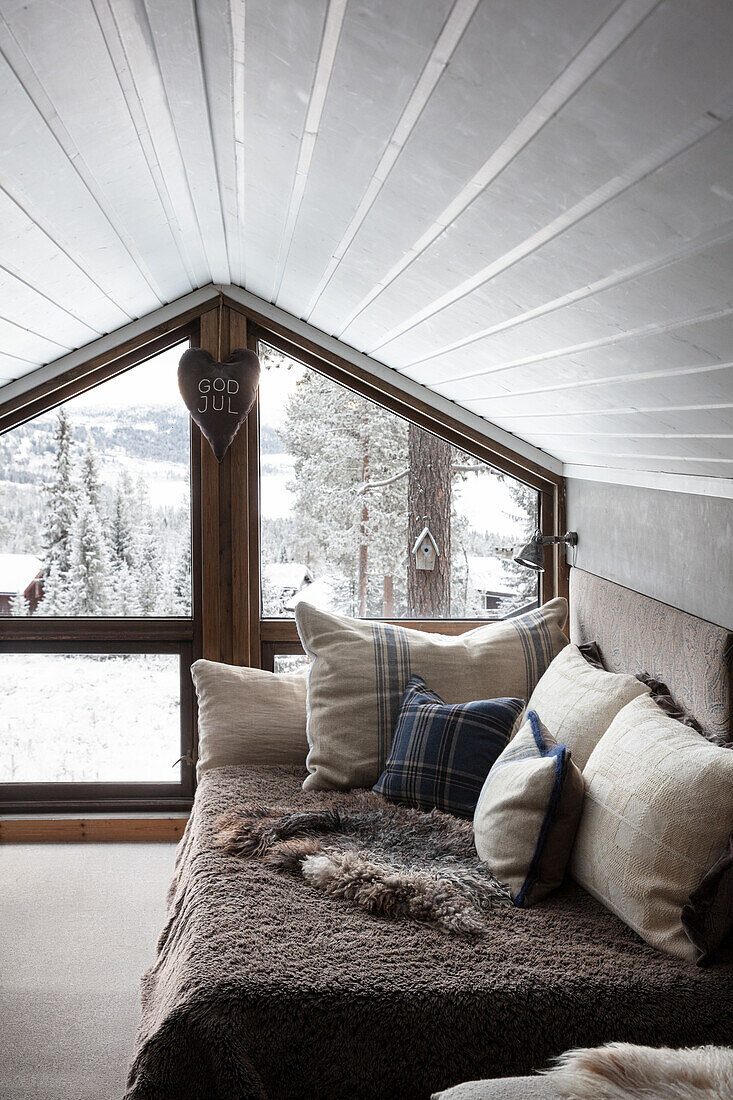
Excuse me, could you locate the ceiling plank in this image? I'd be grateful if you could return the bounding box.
[345,0,733,356]
[93,0,211,289]
[279,0,472,318]
[142,0,232,284]
[270,0,349,304]
[241,0,329,301]
[565,464,733,499]
[393,119,733,372]
[308,0,623,336]
[0,4,165,316]
[0,0,194,304]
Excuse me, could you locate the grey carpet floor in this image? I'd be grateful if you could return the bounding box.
[0,842,176,1100]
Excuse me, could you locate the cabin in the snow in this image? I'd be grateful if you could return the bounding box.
[0,554,43,615]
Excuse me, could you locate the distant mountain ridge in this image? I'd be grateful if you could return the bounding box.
[0,405,285,484]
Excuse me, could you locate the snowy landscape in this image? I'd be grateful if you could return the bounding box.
[1,653,180,783]
[257,342,539,620]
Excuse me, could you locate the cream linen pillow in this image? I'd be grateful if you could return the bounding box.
[522,643,650,769]
[295,597,568,791]
[192,659,308,777]
[570,692,733,960]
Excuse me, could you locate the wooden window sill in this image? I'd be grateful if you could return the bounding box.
[0,815,189,842]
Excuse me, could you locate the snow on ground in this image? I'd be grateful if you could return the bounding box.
[1,653,181,783]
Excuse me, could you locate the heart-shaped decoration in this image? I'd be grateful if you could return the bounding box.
[178,347,260,462]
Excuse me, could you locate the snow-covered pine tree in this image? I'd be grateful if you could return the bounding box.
[42,409,78,613]
[108,559,141,615]
[65,433,115,614]
[108,470,137,568]
[280,367,408,617]
[8,590,30,616]
[171,541,192,615]
[67,499,113,614]
[132,477,160,613]
[81,439,103,514]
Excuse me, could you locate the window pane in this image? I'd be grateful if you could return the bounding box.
[258,342,539,620]
[273,653,310,674]
[0,653,181,783]
[0,343,191,617]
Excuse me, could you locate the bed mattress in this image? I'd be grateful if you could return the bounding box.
[125,765,733,1100]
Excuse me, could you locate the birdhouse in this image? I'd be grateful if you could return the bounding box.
[412,526,439,571]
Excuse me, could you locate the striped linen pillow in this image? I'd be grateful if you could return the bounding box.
[373,677,524,818]
[474,711,584,907]
[295,597,568,791]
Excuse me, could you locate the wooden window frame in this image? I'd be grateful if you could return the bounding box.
[0,293,568,818]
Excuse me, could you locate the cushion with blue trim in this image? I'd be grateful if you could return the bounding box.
[372,676,524,819]
[473,710,584,907]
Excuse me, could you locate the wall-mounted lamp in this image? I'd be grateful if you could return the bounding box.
[513,530,578,572]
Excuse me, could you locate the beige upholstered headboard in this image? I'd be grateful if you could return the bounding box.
[570,568,733,743]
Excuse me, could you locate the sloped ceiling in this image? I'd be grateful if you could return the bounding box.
[0,0,732,486]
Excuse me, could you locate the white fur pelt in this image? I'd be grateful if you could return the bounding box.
[545,1043,733,1100]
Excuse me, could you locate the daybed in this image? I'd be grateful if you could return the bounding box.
[125,571,733,1100]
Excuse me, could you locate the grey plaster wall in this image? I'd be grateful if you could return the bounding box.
[565,478,733,630]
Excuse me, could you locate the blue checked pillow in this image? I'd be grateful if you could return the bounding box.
[372,676,524,819]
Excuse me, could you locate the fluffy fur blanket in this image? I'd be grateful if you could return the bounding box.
[215,794,512,935]
[546,1043,733,1100]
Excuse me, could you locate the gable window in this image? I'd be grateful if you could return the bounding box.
[0,298,564,812]
[257,340,539,625]
[0,337,196,812]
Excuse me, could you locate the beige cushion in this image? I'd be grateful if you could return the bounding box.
[570,693,733,960]
[192,659,308,777]
[523,644,650,769]
[295,598,568,792]
[474,712,584,906]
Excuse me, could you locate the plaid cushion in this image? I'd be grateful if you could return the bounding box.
[373,676,524,819]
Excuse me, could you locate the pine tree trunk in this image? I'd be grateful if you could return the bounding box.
[382,574,394,617]
[358,451,369,616]
[407,424,451,617]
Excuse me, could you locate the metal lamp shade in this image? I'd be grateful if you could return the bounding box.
[513,532,545,571]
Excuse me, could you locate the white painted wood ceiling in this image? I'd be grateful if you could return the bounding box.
[1,0,732,482]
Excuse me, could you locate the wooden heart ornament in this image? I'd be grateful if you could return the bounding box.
[178,347,260,462]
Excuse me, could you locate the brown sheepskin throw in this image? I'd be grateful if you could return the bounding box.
[545,1043,733,1099]
[215,793,512,935]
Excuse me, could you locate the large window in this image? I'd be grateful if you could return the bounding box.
[0,337,195,812]
[0,343,191,618]
[0,301,562,812]
[258,341,539,622]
